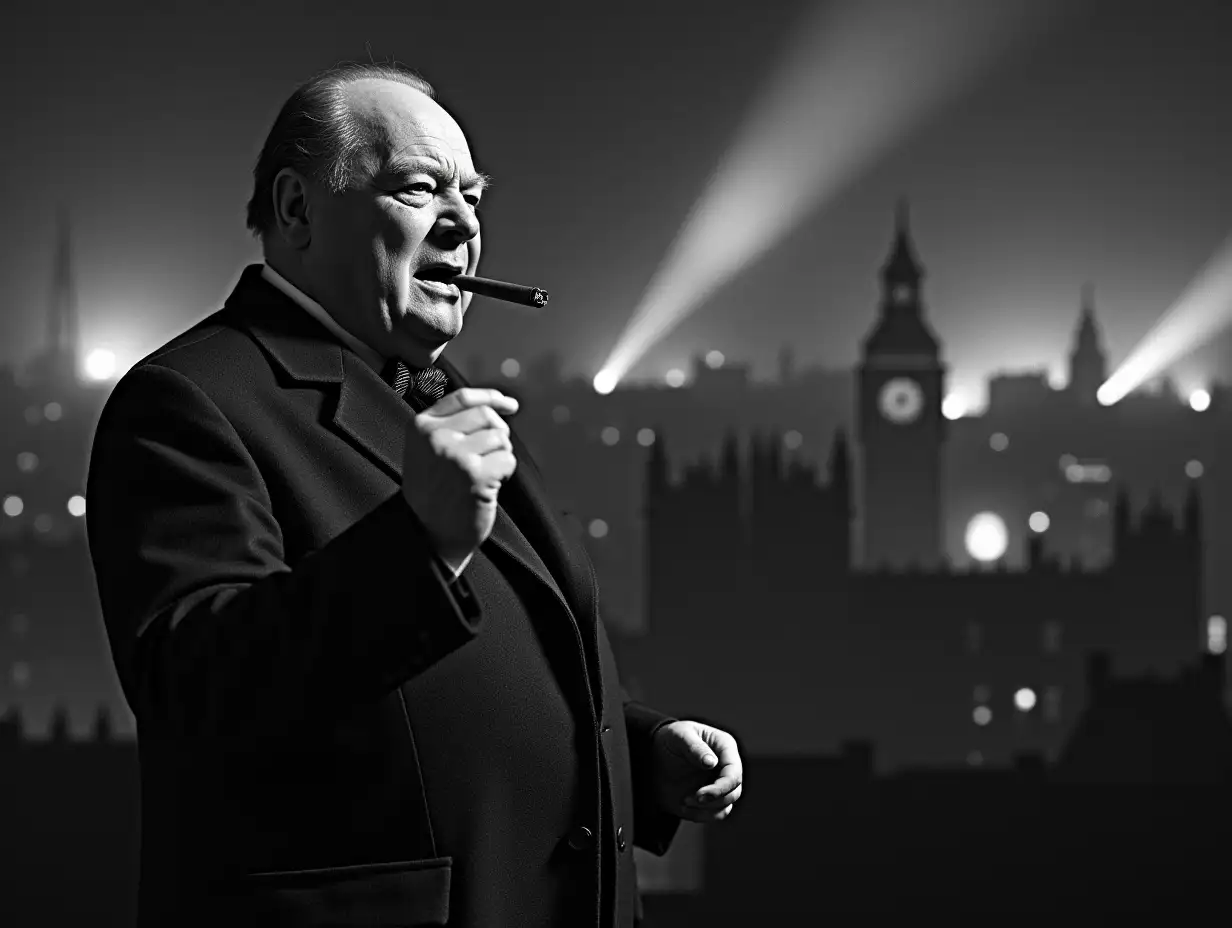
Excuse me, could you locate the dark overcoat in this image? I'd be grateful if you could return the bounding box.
[86,265,682,927]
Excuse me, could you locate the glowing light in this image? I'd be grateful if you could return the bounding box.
[973,706,992,726]
[84,349,117,381]
[989,432,1009,452]
[1099,231,1232,405]
[704,350,726,369]
[637,428,657,447]
[551,405,571,424]
[67,495,86,517]
[16,452,38,473]
[1047,367,1066,390]
[1065,462,1112,484]
[2,495,23,517]
[965,512,1008,563]
[593,370,618,394]
[33,514,53,534]
[783,429,803,450]
[596,0,1066,385]
[11,661,31,689]
[1190,389,1211,411]
[1028,511,1050,533]
[588,518,609,539]
[1186,460,1205,479]
[966,750,984,766]
[973,684,991,703]
[941,394,967,420]
[1209,615,1227,655]
[44,402,62,421]
[1058,454,1076,470]
[664,368,686,388]
[1014,688,1037,711]
[601,427,621,446]
[500,358,521,379]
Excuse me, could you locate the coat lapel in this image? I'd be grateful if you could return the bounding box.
[228,266,599,647]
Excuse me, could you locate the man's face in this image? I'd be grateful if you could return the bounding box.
[303,79,486,365]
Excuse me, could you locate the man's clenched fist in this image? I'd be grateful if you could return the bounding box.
[401,387,520,565]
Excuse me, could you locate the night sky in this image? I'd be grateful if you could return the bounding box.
[4,0,1232,408]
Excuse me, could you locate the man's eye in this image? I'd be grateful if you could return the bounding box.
[402,183,434,195]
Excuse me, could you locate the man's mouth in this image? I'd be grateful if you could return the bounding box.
[414,266,462,299]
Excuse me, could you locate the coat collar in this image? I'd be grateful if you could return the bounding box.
[223,265,600,643]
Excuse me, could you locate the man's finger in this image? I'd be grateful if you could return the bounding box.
[428,388,519,416]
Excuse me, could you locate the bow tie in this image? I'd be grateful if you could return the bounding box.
[381,358,449,410]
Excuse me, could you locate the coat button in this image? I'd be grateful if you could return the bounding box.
[616,825,626,852]
[601,724,611,734]
[567,825,595,851]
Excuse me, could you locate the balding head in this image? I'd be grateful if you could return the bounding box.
[245,63,438,239]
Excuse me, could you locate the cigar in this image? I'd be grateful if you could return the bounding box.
[451,274,549,308]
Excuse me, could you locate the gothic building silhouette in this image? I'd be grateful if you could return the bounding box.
[635,206,1207,772]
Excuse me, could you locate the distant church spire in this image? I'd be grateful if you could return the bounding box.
[28,208,82,385]
[1068,282,1107,406]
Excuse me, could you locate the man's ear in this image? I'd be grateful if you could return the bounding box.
[271,167,313,250]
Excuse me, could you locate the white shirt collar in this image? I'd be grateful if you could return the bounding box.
[260,263,386,375]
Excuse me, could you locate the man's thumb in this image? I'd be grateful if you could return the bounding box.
[693,738,718,768]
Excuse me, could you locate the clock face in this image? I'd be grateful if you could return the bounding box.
[879,377,924,424]
[892,283,914,304]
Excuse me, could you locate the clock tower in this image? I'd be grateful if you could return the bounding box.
[855,200,947,570]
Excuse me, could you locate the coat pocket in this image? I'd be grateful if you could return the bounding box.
[234,856,452,927]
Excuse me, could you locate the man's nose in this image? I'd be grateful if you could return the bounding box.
[433,193,481,245]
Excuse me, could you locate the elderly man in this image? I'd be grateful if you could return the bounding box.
[86,62,742,927]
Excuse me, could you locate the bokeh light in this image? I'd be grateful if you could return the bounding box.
[965,512,1008,562]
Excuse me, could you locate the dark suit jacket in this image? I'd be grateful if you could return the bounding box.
[86,265,682,927]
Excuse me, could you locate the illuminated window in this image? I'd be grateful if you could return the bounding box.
[67,495,86,517]
[664,368,686,388]
[973,706,992,726]
[989,432,1009,452]
[782,430,803,450]
[636,428,656,447]
[2,496,23,517]
[704,350,725,369]
[1043,621,1062,653]
[588,519,609,539]
[973,684,991,703]
[551,405,571,424]
[1013,688,1036,711]
[1186,460,1204,479]
[1043,686,1062,721]
[16,452,38,473]
[1208,616,1227,655]
[44,402,63,421]
[500,358,521,379]
[600,427,621,446]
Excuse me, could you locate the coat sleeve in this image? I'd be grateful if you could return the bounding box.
[86,362,483,740]
[622,693,683,856]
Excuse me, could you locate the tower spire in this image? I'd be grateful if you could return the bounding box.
[48,207,80,379]
[1068,282,1107,406]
